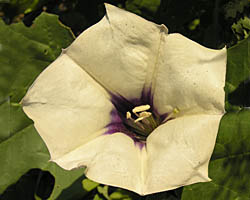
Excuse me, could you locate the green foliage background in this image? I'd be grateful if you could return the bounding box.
[0,0,249,199]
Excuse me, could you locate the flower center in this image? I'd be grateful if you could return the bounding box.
[124,105,158,140]
[122,104,180,141]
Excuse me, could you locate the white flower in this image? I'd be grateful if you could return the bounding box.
[21,4,227,195]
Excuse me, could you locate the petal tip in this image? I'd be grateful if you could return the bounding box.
[19,98,24,105]
[104,3,119,14]
[159,24,169,34]
[20,96,28,106]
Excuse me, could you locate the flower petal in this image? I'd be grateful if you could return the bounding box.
[54,133,147,195]
[22,54,114,160]
[153,33,226,116]
[144,114,222,194]
[65,3,166,99]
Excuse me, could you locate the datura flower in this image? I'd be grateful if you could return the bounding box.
[21,3,227,195]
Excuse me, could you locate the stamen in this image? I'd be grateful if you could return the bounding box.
[139,111,152,118]
[125,120,146,134]
[163,107,180,122]
[132,105,150,113]
[146,114,158,129]
[126,111,132,119]
[125,111,146,132]
[134,112,152,123]
[134,117,145,123]
[123,104,165,140]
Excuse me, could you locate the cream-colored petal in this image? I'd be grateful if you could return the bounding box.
[153,33,226,116]
[143,114,222,194]
[54,133,147,195]
[22,54,114,160]
[65,3,166,99]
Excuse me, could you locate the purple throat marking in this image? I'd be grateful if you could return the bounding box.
[105,89,171,148]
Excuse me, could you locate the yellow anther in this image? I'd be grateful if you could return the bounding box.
[134,112,152,123]
[162,107,180,123]
[125,105,160,137]
[139,111,152,118]
[173,107,179,114]
[126,111,132,119]
[132,105,150,113]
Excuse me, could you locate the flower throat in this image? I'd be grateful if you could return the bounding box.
[121,104,180,141]
[124,105,159,141]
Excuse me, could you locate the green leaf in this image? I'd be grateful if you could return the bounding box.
[225,36,250,111]
[0,99,32,142]
[0,0,10,3]
[94,194,105,200]
[0,12,74,104]
[97,185,110,200]
[223,0,249,19]
[0,125,86,199]
[0,0,50,15]
[0,13,87,200]
[182,109,250,200]
[241,17,250,30]
[82,178,99,192]
[110,191,127,200]
[232,16,250,40]
[109,188,140,200]
[226,37,250,88]
[0,12,73,141]
[110,189,133,200]
[145,189,182,200]
[125,0,160,20]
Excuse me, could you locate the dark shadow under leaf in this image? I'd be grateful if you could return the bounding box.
[0,168,55,200]
[228,78,250,107]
